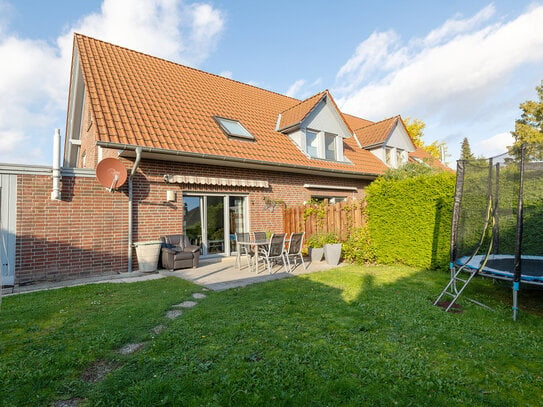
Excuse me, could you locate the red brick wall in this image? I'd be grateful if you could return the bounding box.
[14,158,369,284]
[16,172,128,285]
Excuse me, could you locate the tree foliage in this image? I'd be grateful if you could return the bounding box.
[510,80,543,159]
[460,137,475,160]
[403,117,449,163]
[403,117,425,148]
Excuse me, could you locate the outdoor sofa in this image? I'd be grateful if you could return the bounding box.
[160,234,200,270]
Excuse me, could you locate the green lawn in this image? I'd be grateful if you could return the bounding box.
[1,266,543,406]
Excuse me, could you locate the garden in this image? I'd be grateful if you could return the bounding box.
[1,266,543,406]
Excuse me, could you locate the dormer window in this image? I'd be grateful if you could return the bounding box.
[306,130,319,157]
[324,133,337,160]
[214,116,254,140]
[304,129,342,161]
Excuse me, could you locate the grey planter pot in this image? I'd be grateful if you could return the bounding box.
[134,241,162,272]
[324,243,342,266]
[309,247,324,262]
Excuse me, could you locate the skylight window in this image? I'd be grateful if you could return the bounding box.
[214,117,254,140]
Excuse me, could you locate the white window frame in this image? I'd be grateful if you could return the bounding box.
[304,128,342,162]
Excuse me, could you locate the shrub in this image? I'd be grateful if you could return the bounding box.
[306,231,338,248]
[366,171,455,270]
[342,225,375,264]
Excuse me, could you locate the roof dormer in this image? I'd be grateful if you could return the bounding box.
[354,116,416,168]
[277,91,353,163]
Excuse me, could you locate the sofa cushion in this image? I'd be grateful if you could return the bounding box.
[173,251,194,261]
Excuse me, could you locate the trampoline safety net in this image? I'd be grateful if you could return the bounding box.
[453,146,543,281]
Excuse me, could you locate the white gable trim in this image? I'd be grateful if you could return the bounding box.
[302,95,351,139]
[65,48,86,167]
[383,121,416,152]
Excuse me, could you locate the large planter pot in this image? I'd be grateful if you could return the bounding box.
[309,247,324,262]
[324,243,342,266]
[133,241,162,272]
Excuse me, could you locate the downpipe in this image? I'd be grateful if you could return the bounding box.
[128,147,142,272]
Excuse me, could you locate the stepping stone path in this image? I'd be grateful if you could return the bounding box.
[173,300,198,308]
[166,309,183,319]
[119,342,145,355]
[53,292,208,407]
[151,324,166,335]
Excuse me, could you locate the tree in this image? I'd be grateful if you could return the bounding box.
[460,137,475,160]
[403,117,449,163]
[510,80,543,159]
[404,117,425,148]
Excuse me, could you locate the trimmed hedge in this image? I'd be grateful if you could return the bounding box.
[366,172,455,270]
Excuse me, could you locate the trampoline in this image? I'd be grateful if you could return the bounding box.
[456,255,543,284]
[435,144,543,320]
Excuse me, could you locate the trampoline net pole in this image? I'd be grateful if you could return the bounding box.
[512,144,525,321]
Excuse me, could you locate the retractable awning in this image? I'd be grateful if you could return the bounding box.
[163,174,269,188]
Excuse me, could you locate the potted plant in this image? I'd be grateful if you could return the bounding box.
[323,235,342,266]
[307,232,337,263]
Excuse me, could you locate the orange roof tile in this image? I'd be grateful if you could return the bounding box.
[409,147,453,171]
[342,113,374,130]
[354,116,400,148]
[278,91,326,131]
[74,34,387,176]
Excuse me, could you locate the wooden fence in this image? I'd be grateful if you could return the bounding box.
[283,198,366,240]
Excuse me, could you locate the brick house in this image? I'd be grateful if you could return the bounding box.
[0,34,441,287]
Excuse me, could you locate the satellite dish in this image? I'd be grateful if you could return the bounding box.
[96,158,128,191]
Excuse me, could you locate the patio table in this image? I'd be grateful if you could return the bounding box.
[237,239,270,273]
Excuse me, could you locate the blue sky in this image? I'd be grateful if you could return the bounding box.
[1,0,542,167]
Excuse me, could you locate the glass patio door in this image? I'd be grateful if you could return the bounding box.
[206,196,225,254]
[183,194,247,256]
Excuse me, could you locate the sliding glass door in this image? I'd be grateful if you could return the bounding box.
[183,194,247,256]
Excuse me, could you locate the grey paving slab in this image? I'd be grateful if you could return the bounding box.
[3,256,344,295]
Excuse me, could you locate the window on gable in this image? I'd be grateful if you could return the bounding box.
[214,117,254,140]
[306,130,319,158]
[385,147,393,166]
[305,129,341,161]
[324,133,337,160]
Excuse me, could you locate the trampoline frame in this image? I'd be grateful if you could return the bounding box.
[445,144,542,320]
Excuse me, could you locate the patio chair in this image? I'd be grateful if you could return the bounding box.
[261,233,289,274]
[285,232,305,271]
[235,232,255,271]
[160,234,200,271]
[253,231,269,255]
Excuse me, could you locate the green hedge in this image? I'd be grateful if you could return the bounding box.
[366,172,455,270]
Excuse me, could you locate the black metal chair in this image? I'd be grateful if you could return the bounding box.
[261,233,288,274]
[235,232,255,271]
[286,232,305,271]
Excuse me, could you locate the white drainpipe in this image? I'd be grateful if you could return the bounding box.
[51,129,61,200]
[128,147,143,272]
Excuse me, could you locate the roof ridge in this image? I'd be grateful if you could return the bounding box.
[73,32,303,104]
[353,114,399,132]
[279,90,327,115]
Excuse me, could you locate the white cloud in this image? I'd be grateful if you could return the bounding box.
[285,79,306,98]
[219,70,233,79]
[0,0,225,164]
[337,5,543,120]
[335,4,543,161]
[475,132,514,157]
[285,78,323,99]
[422,4,495,46]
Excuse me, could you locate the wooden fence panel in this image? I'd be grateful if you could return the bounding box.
[283,198,366,239]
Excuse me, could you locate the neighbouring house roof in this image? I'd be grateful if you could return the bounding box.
[409,147,453,171]
[73,34,388,177]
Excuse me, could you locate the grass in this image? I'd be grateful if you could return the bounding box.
[1,266,543,406]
